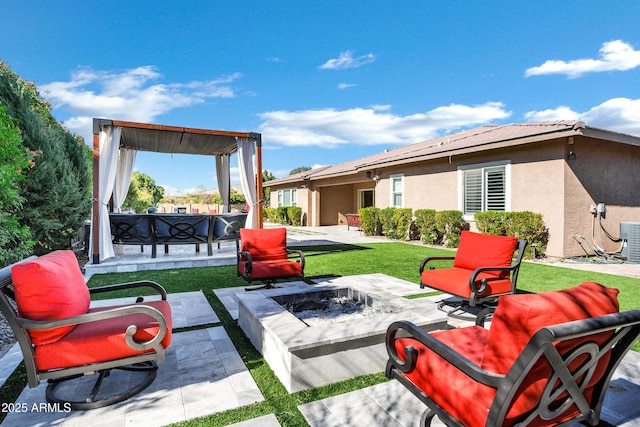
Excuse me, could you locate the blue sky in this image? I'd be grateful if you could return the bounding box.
[2,1,639,194]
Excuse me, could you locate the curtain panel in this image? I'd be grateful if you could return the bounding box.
[237,137,257,228]
[90,126,122,262]
[113,148,137,212]
[216,154,231,213]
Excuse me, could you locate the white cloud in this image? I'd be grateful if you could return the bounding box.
[525,97,640,136]
[337,83,356,90]
[160,185,184,196]
[40,66,242,142]
[319,50,376,70]
[524,106,581,121]
[269,164,327,179]
[580,98,640,135]
[258,102,511,148]
[270,168,291,179]
[525,40,640,78]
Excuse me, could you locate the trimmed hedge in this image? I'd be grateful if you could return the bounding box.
[414,209,439,244]
[287,207,303,226]
[271,204,547,258]
[263,207,277,223]
[358,207,381,236]
[263,206,303,225]
[435,210,467,247]
[474,211,548,258]
[378,207,412,240]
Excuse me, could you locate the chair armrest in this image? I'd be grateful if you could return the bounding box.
[89,280,168,300]
[386,320,503,388]
[18,304,168,352]
[238,250,253,276]
[469,265,519,295]
[287,249,305,269]
[238,251,253,263]
[419,256,455,273]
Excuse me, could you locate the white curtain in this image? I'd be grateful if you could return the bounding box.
[237,137,257,228]
[113,148,137,212]
[216,154,230,213]
[90,126,122,262]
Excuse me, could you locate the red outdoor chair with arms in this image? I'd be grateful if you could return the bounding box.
[420,230,527,320]
[0,250,172,410]
[236,227,305,290]
[386,282,640,427]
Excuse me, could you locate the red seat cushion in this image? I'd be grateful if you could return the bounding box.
[394,326,495,426]
[453,231,518,278]
[240,228,288,261]
[35,300,172,371]
[238,259,303,280]
[421,267,513,297]
[11,250,90,345]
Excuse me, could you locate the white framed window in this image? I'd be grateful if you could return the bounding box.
[390,174,404,207]
[277,188,297,207]
[458,161,510,219]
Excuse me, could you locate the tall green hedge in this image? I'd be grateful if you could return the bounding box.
[0,62,91,257]
[0,106,35,266]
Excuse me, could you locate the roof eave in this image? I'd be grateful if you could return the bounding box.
[355,128,583,170]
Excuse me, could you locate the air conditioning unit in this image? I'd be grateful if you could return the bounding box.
[620,222,640,262]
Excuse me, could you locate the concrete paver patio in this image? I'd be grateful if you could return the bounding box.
[0,292,269,427]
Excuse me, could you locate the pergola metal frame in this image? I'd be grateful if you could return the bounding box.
[91,118,263,264]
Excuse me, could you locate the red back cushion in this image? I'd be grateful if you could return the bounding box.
[482,282,619,425]
[240,228,288,261]
[12,250,90,345]
[482,282,619,373]
[453,231,518,278]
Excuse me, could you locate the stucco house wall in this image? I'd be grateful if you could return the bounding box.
[563,135,640,256]
[264,122,640,258]
[319,184,354,225]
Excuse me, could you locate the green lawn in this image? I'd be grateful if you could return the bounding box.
[1,242,637,426]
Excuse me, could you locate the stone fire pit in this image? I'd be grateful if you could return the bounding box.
[236,274,448,392]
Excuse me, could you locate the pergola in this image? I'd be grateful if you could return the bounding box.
[90,118,263,264]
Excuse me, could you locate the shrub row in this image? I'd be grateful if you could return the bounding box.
[358,207,547,257]
[474,211,548,258]
[263,207,303,226]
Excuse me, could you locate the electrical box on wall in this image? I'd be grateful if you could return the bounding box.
[620,222,640,262]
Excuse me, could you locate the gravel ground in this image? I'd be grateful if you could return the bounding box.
[0,314,16,359]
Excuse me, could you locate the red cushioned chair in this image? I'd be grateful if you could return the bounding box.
[386,282,640,427]
[236,227,305,290]
[420,230,527,320]
[0,250,172,410]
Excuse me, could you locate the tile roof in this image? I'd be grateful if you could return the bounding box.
[265,121,639,185]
